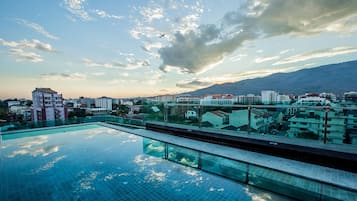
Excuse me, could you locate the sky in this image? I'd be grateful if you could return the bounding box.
[0,0,357,99]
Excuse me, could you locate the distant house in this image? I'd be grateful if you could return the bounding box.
[202,110,229,128]
[151,106,160,113]
[229,109,272,133]
[185,110,197,119]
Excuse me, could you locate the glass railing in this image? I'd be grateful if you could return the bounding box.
[147,103,357,146]
[1,104,357,147]
[0,115,145,133]
[143,138,357,200]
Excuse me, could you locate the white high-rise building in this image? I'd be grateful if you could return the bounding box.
[261,90,278,104]
[200,94,237,105]
[277,94,291,104]
[238,94,262,104]
[95,97,113,111]
[32,88,66,122]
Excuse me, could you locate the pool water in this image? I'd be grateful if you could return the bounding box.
[0,124,292,201]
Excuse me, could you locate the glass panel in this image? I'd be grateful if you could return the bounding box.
[167,105,199,127]
[325,107,346,145]
[247,106,290,136]
[167,144,199,168]
[201,153,248,182]
[248,165,321,200]
[286,106,325,142]
[139,103,164,122]
[143,138,166,158]
[343,108,357,145]
[200,105,234,129]
[321,183,357,201]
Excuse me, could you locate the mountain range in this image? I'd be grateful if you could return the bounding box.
[184,60,357,96]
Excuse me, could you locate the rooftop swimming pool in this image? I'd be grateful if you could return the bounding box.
[0,124,291,201]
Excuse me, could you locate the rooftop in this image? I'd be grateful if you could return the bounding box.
[33,88,58,94]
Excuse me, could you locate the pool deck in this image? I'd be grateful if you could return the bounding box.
[98,122,357,192]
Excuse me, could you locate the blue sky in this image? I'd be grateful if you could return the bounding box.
[1,0,357,99]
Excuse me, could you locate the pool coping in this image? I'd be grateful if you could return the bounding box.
[0,122,98,136]
[98,122,357,192]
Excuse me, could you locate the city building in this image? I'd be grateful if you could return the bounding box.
[319,93,337,102]
[344,91,357,103]
[7,100,20,107]
[345,109,357,144]
[85,108,109,116]
[229,109,272,133]
[79,97,95,108]
[296,94,330,106]
[184,110,197,119]
[202,110,229,128]
[128,105,141,115]
[237,94,262,105]
[95,97,113,111]
[32,88,66,122]
[288,98,346,144]
[200,94,237,105]
[176,95,201,104]
[261,90,278,105]
[9,105,32,121]
[277,94,291,104]
[149,95,176,103]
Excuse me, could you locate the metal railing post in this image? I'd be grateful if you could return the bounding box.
[198,105,202,128]
[323,106,329,144]
[164,104,168,123]
[248,106,251,134]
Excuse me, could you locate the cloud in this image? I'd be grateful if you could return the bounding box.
[279,48,293,55]
[139,7,164,22]
[255,55,280,63]
[158,0,357,74]
[176,67,298,89]
[273,46,357,65]
[83,57,150,70]
[93,9,124,20]
[141,41,163,57]
[143,71,164,85]
[128,1,206,69]
[40,72,87,80]
[229,54,247,62]
[0,38,55,52]
[159,27,256,74]
[230,0,357,36]
[22,39,55,52]
[0,38,56,63]
[8,48,43,62]
[130,26,162,40]
[91,72,105,76]
[176,80,213,89]
[119,72,129,77]
[64,0,91,21]
[16,19,59,40]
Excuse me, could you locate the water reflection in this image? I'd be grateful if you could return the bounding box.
[33,155,67,174]
[0,126,298,200]
[144,170,167,182]
[7,144,59,158]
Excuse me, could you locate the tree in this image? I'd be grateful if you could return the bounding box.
[0,100,8,120]
[116,104,129,117]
